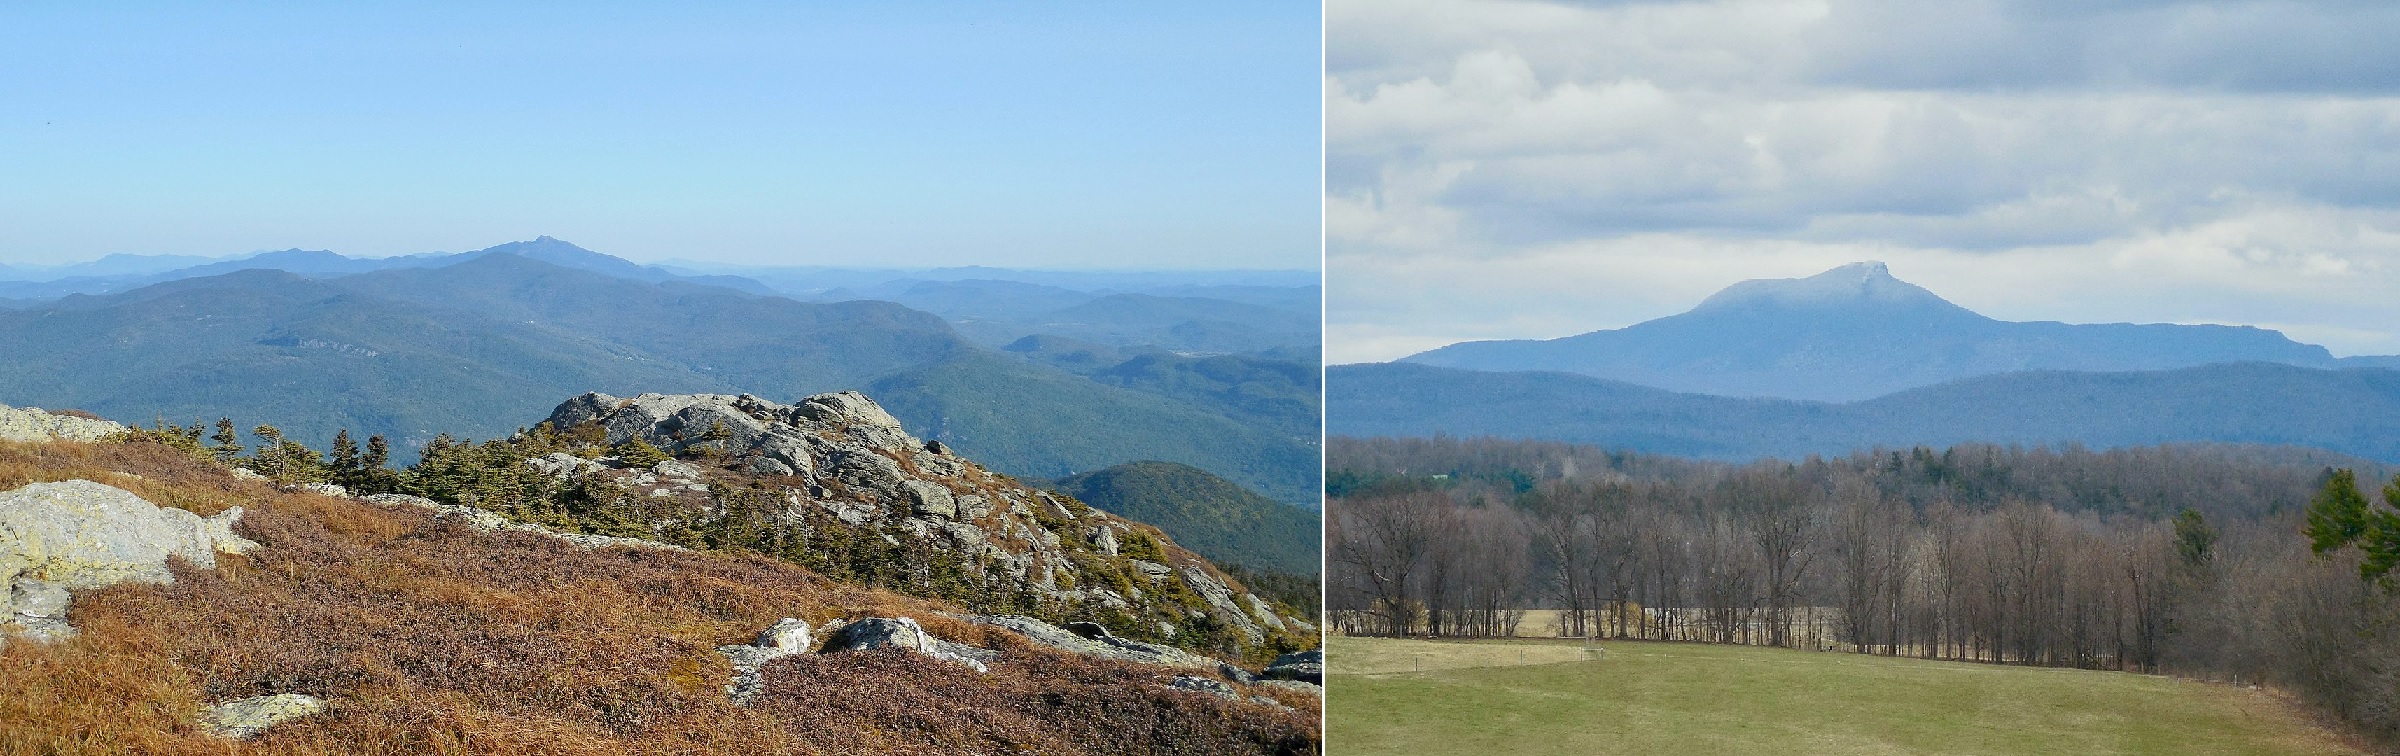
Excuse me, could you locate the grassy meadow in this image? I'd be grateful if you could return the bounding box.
[1327,635,2366,756]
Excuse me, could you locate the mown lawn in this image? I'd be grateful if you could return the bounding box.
[1328,636,2364,756]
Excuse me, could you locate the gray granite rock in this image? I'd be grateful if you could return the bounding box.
[968,614,1219,670]
[199,693,325,739]
[1263,648,1323,685]
[0,405,123,442]
[717,617,813,705]
[820,617,989,673]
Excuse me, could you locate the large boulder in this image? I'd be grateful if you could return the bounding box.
[820,617,991,673]
[1,480,260,644]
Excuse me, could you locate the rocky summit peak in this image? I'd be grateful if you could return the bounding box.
[1691,260,1956,314]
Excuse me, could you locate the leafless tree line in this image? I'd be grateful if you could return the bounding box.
[1328,437,2400,747]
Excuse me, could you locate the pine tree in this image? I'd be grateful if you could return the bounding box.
[2171,508,2217,569]
[330,430,361,475]
[210,418,242,460]
[2304,468,2400,587]
[365,435,390,470]
[2306,470,2372,556]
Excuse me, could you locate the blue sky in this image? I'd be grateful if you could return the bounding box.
[1329,0,2400,360]
[0,2,1321,269]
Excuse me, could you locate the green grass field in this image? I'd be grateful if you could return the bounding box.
[1328,636,2365,756]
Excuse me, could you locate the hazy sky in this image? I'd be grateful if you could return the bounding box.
[1,2,1319,270]
[1329,0,2400,361]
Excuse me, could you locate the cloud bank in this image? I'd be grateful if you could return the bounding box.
[1329,0,2400,362]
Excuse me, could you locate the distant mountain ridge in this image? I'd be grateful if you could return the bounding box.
[0,248,1319,502]
[1330,361,2400,464]
[0,237,774,302]
[1404,261,2385,401]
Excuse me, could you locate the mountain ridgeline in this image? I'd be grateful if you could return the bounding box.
[0,239,1320,504]
[1404,261,2390,402]
[1351,261,2400,465]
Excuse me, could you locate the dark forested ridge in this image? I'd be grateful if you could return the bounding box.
[1330,361,2400,465]
[1403,261,2386,401]
[1050,461,1320,577]
[1328,435,2400,748]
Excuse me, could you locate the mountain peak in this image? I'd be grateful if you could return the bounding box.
[1692,261,1960,314]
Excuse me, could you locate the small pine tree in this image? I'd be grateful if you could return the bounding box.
[613,438,671,468]
[330,430,361,476]
[211,418,242,460]
[244,424,329,485]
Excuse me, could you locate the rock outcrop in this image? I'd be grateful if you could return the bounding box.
[0,405,124,443]
[360,493,684,552]
[819,617,993,673]
[1263,648,1323,685]
[967,614,1219,670]
[717,618,814,706]
[0,480,258,645]
[534,391,1313,656]
[199,693,326,739]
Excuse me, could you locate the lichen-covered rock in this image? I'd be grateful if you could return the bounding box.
[1256,679,1323,697]
[0,404,123,442]
[1218,662,1258,685]
[359,493,683,553]
[0,480,260,646]
[968,614,1221,670]
[0,480,255,590]
[299,482,350,498]
[1168,675,1239,700]
[717,617,813,705]
[820,617,990,673]
[1263,648,1323,685]
[1178,565,1265,645]
[199,693,325,739]
[525,452,604,480]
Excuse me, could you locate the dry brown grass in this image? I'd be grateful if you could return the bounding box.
[0,441,1319,755]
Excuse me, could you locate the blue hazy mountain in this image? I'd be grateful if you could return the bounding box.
[0,237,773,302]
[1404,261,2359,402]
[0,252,1318,503]
[1330,361,2400,463]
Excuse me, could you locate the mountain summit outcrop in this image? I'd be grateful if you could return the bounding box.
[1403,261,2350,401]
[528,390,1313,655]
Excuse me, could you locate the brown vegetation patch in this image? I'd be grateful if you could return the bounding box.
[0,441,1320,755]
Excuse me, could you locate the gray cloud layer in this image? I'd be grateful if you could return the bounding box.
[1329,0,2400,362]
